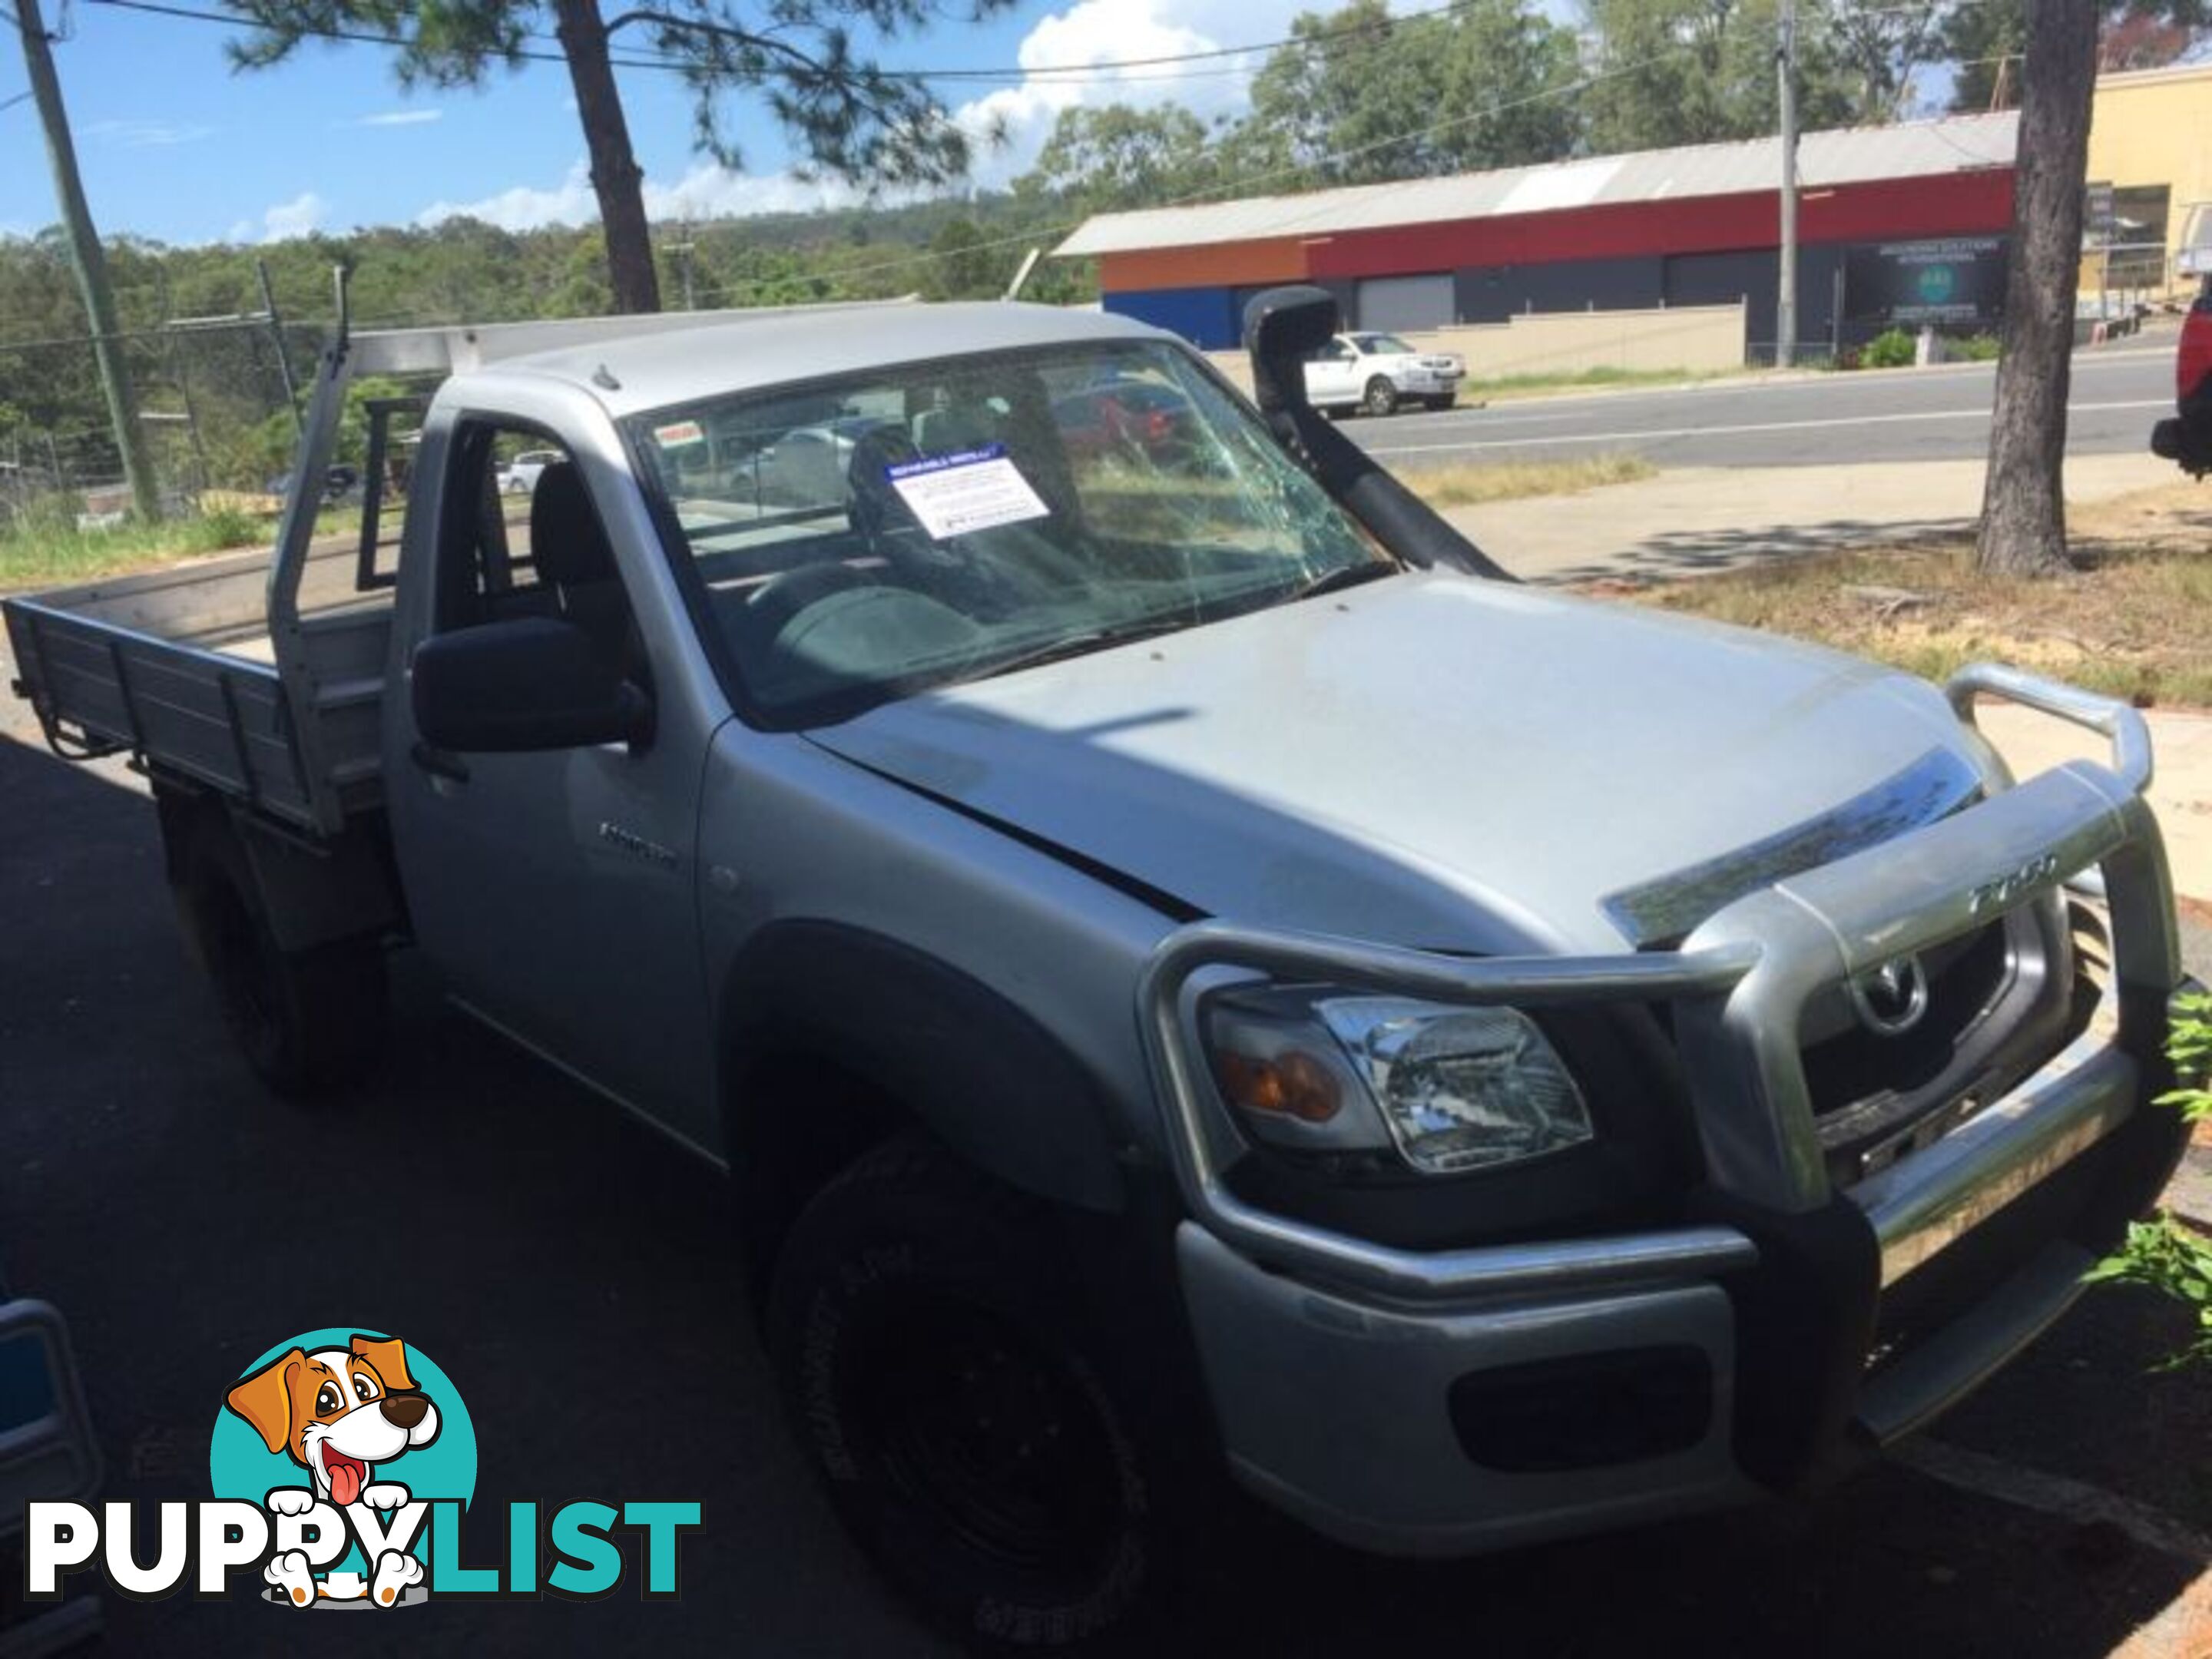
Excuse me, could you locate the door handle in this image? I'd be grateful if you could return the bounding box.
[409,740,470,783]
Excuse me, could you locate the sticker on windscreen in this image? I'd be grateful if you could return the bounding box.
[886,445,1049,540]
[652,419,706,449]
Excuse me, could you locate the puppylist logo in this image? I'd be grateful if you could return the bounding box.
[27,1328,699,1609]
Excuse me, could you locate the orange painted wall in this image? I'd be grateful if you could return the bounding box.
[1098,237,1312,293]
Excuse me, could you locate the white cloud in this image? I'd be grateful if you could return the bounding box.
[355,109,443,127]
[259,190,327,243]
[412,0,1333,232]
[415,159,866,232]
[83,118,215,149]
[950,0,1312,190]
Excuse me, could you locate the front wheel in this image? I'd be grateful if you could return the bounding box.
[1362,376,1399,417]
[769,1137,1167,1648]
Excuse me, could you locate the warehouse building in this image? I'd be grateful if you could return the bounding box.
[1054,113,2020,359]
[2084,61,2212,294]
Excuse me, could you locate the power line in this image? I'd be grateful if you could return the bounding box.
[714,41,1713,303]
[80,0,1555,88]
[81,0,682,72]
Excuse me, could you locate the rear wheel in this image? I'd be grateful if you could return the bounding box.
[1424,394,1456,412]
[175,817,386,1098]
[768,1137,1168,1648]
[1362,376,1399,417]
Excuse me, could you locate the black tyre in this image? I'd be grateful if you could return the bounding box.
[769,1137,1165,1649]
[1423,394,1456,412]
[175,818,386,1098]
[1361,376,1399,417]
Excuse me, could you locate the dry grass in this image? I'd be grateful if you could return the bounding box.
[1463,364,1747,404]
[1611,482,2212,709]
[1401,452,1656,508]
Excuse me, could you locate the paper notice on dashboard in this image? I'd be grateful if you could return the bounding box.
[885,445,1050,540]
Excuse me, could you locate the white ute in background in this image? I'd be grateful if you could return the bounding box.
[1303,330,1465,416]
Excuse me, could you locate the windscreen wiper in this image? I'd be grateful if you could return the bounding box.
[972,616,1193,680]
[1285,560,1399,603]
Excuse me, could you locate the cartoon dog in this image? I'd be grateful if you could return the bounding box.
[225,1334,439,1608]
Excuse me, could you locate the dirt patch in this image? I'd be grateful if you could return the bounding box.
[1609,480,2212,709]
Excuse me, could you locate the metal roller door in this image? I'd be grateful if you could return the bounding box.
[1355,273,1455,331]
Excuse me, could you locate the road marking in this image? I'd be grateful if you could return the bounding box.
[1365,399,2171,458]
[1378,344,2169,429]
[1892,1437,2212,1564]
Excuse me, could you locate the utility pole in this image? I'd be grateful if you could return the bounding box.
[667,223,697,310]
[15,0,161,519]
[1775,0,1800,369]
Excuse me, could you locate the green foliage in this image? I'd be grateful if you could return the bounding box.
[2087,1214,2212,1367]
[1859,327,1917,369]
[2085,992,2212,1366]
[920,219,1008,301]
[1230,0,1582,186]
[1581,0,1854,154]
[220,0,1008,191]
[1949,333,2003,362]
[1018,104,1230,215]
[1946,3,2210,112]
[2162,990,2212,1123]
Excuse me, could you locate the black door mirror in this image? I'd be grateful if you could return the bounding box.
[1243,286,1342,414]
[411,617,653,753]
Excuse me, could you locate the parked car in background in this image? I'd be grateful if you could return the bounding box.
[1303,330,1465,416]
[495,448,563,496]
[263,464,360,508]
[1051,377,1197,460]
[755,414,901,509]
[2151,276,2211,476]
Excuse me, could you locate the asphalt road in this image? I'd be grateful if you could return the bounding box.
[5,719,2212,1656]
[1349,340,2175,471]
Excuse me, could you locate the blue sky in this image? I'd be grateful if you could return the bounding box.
[2,0,1309,243]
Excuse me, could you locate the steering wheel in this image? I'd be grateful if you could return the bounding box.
[737,562,876,655]
[846,429,981,584]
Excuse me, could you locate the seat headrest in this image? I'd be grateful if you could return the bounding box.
[845,426,923,540]
[528,460,617,588]
[912,406,991,456]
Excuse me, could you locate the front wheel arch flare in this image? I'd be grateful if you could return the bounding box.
[717,920,1130,1228]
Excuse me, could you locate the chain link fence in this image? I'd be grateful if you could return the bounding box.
[0,319,327,533]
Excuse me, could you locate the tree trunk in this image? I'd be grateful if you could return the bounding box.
[551,0,661,314]
[1975,0,2097,578]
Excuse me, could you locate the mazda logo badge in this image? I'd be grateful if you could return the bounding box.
[1849,954,1930,1037]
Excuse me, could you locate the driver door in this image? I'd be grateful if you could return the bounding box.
[1303,339,1358,406]
[385,412,720,1149]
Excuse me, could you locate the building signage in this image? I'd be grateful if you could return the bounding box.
[1843,237,2008,326]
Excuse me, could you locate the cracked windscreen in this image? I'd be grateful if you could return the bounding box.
[627,339,1389,727]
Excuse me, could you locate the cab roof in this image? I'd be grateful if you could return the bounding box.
[474,302,1171,419]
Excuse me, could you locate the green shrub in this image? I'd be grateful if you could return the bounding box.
[193,506,260,551]
[1859,328,1917,369]
[1949,333,2003,363]
[2087,991,2212,1366]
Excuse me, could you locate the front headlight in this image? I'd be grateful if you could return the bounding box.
[1204,988,1594,1176]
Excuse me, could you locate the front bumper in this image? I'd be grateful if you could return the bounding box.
[1140,665,2192,1556]
[1391,366,1464,393]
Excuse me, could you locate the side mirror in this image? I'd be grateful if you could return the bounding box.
[411,617,653,753]
[1243,286,1342,414]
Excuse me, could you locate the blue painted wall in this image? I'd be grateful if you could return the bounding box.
[1101,286,1240,350]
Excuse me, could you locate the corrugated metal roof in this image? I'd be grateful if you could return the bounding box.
[1052,112,2018,258]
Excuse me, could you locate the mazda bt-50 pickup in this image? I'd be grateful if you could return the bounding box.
[6,283,2196,1648]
